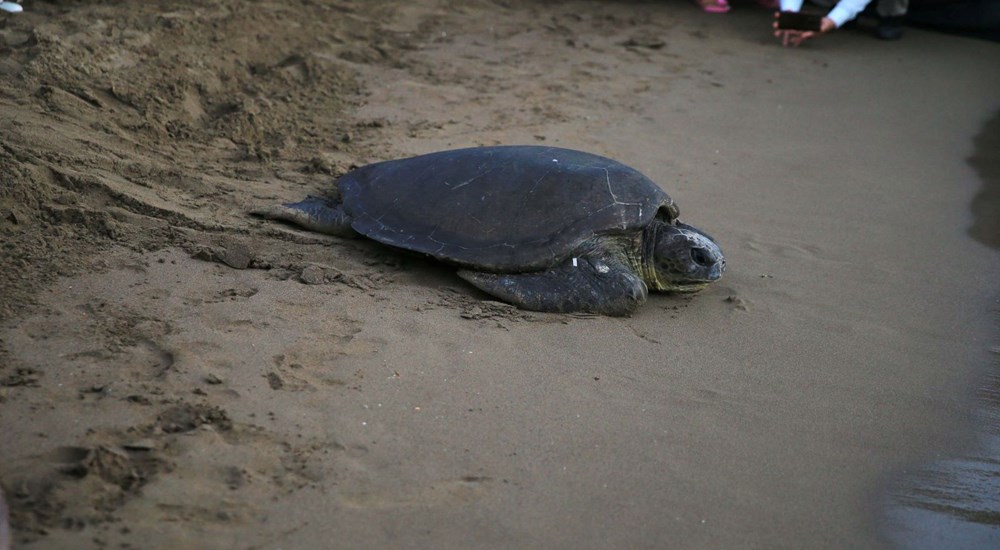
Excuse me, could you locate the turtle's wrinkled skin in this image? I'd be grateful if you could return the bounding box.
[254,146,724,315]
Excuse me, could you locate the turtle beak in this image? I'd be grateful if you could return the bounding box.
[677,222,725,281]
[647,221,725,293]
[690,245,725,280]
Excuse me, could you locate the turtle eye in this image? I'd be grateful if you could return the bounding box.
[690,247,712,267]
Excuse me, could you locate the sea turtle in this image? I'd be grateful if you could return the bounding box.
[253,146,725,315]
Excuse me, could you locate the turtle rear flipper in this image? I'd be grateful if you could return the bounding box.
[251,196,355,237]
[458,255,648,316]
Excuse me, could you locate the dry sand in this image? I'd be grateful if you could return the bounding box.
[1,1,998,548]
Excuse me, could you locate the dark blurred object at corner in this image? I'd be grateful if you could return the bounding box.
[0,486,9,550]
[908,0,1000,40]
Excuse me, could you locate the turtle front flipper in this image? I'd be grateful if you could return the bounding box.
[251,196,356,237]
[458,255,648,316]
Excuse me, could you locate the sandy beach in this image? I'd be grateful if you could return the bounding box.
[1,1,998,548]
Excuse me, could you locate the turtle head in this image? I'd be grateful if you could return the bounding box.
[643,220,725,292]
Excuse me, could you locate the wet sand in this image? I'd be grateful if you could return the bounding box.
[881,101,1000,549]
[883,370,1000,549]
[0,1,998,548]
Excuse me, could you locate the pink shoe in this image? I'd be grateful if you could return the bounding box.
[695,0,731,13]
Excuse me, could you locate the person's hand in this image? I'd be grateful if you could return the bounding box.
[772,12,836,47]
